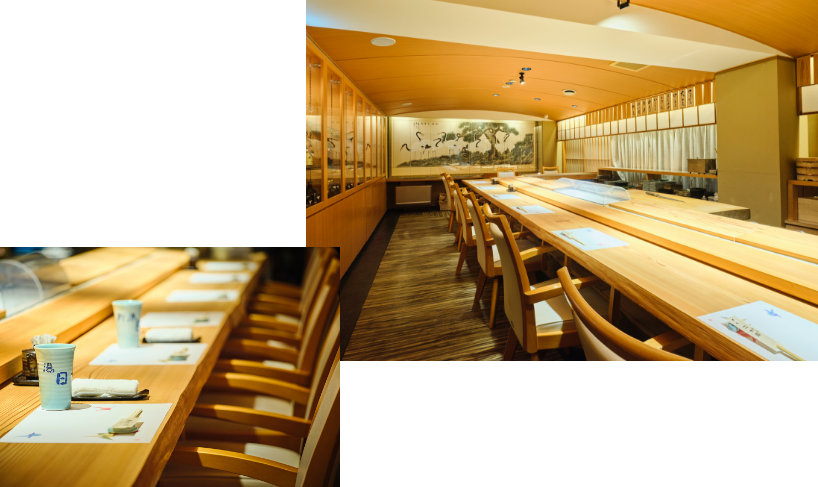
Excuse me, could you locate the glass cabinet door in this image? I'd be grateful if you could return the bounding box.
[356,97,364,185]
[344,89,355,190]
[306,50,323,208]
[327,71,342,200]
[365,104,372,181]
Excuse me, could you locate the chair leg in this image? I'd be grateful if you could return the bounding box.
[530,352,539,361]
[488,278,499,328]
[457,231,462,252]
[502,328,518,361]
[455,244,468,275]
[608,287,622,327]
[448,211,454,232]
[473,270,487,308]
[454,222,460,246]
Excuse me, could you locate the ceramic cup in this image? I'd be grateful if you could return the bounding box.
[113,299,142,349]
[34,343,76,410]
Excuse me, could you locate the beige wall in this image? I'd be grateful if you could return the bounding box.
[716,57,798,226]
[539,121,557,171]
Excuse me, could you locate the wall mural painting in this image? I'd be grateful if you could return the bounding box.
[391,118,536,176]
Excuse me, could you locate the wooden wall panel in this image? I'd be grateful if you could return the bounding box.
[307,177,387,276]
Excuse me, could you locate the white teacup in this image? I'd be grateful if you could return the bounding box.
[113,300,142,348]
[34,343,76,410]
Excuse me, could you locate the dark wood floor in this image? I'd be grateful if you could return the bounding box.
[343,211,569,361]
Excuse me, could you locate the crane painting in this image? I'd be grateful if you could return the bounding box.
[392,118,536,176]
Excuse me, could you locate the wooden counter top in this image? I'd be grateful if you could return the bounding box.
[60,248,158,286]
[0,257,264,487]
[464,181,818,361]
[0,250,190,385]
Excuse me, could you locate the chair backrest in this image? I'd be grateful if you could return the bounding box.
[556,267,689,361]
[452,184,474,246]
[305,305,340,420]
[440,173,452,207]
[497,171,515,177]
[296,351,340,487]
[484,205,533,346]
[297,258,340,371]
[448,180,461,223]
[542,166,559,173]
[465,194,491,273]
[298,249,334,331]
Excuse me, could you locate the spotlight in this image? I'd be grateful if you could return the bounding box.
[493,94,499,97]
[521,67,531,71]
[519,72,525,85]
[617,0,629,9]
[572,105,578,108]
[534,98,541,101]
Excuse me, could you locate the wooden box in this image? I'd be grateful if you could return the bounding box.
[688,159,717,174]
[798,196,818,224]
[796,158,818,180]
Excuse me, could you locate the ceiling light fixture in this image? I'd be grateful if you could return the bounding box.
[519,72,525,85]
[502,85,510,88]
[402,102,412,106]
[572,105,578,108]
[617,0,630,9]
[493,94,499,97]
[370,37,396,47]
[521,67,531,71]
[534,98,541,101]
[562,89,577,96]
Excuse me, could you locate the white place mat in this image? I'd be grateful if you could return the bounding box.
[140,311,226,328]
[188,272,250,284]
[491,194,523,200]
[90,343,208,366]
[479,186,506,192]
[514,205,554,214]
[0,403,172,444]
[199,261,258,272]
[697,301,818,361]
[469,181,490,185]
[166,289,239,303]
[552,228,629,251]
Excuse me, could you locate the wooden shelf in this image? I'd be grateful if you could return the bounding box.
[598,167,718,179]
[785,219,818,231]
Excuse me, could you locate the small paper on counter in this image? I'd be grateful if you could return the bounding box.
[490,194,522,200]
[140,311,225,328]
[0,404,172,444]
[552,228,629,251]
[89,343,208,366]
[514,205,554,215]
[188,272,250,284]
[697,301,818,361]
[199,261,257,272]
[166,290,239,303]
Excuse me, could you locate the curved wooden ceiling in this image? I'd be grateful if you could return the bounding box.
[308,27,714,121]
[633,0,818,58]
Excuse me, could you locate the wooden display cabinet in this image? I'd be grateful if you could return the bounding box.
[786,179,818,235]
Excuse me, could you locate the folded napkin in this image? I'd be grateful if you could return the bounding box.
[145,328,194,343]
[72,379,139,398]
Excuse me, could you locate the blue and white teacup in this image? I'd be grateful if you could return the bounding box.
[113,300,142,349]
[34,343,76,410]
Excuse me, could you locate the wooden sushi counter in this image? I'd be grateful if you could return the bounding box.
[462,177,818,361]
[0,250,266,487]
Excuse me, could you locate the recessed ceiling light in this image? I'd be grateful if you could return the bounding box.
[402,102,412,106]
[501,86,510,89]
[493,94,499,97]
[371,37,396,47]
[534,98,541,101]
[563,89,577,96]
[521,67,531,71]
[572,105,578,108]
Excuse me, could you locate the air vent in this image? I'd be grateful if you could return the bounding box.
[610,61,650,72]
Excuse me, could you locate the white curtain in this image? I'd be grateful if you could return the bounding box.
[611,125,717,192]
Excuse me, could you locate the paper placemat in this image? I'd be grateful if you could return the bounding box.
[697,301,818,361]
[140,311,226,328]
[469,181,490,185]
[514,205,554,214]
[0,403,173,444]
[90,343,208,366]
[199,261,258,272]
[491,194,523,200]
[552,228,629,251]
[189,272,250,284]
[166,289,239,303]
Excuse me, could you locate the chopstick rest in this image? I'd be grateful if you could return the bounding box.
[158,347,190,362]
[144,328,195,343]
[108,409,142,434]
[72,379,139,398]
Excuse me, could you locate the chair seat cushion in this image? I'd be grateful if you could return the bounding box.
[196,392,294,416]
[491,238,537,263]
[160,439,299,486]
[531,279,609,335]
[265,339,298,351]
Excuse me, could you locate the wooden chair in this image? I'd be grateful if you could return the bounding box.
[451,183,477,275]
[497,170,516,177]
[255,248,326,300]
[557,267,691,361]
[441,173,456,232]
[484,207,610,360]
[249,248,334,319]
[161,352,340,487]
[220,258,340,386]
[183,307,340,451]
[542,166,559,174]
[465,194,544,328]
